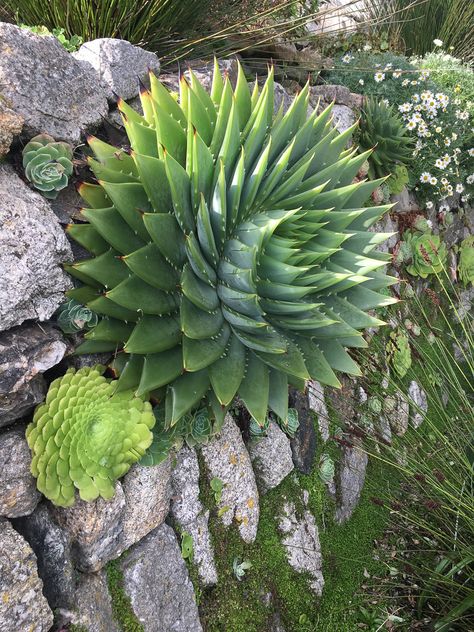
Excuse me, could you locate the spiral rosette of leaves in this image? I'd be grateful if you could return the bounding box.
[26,366,155,507]
[66,61,396,429]
[405,231,447,278]
[56,298,99,334]
[359,99,413,179]
[22,133,73,199]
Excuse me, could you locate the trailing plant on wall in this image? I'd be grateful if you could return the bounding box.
[26,366,155,506]
[66,60,395,435]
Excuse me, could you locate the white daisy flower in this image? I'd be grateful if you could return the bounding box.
[430,176,438,185]
[456,183,464,193]
[467,174,474,185]
[441,177,448,185]
[412,94,420,103]
[452,133,458,140]
[398,103,412,113]
[374,72,385,83]
[393,69,402,79]
[342,54,353,64]
[420,172,432,183]
[411,80,418,86]
[435,126,442,133]
[439,202,449,213]
[358,79,364,86]
[363,44,372,51]
[435,158,444,169]
[468,148,474,156]
[402,79,410,87]
[433,39,443,47]
[444,138,451,146]
[406,120,417,130]
[426,201,434,209]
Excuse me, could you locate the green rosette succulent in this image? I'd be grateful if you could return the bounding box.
[56,298,99,334]
[22,133,73,199]
[458,236,474,286]
[26,366,155,507]
[182,407,213,447]
[405,231,447,278]
[276,407,299,438]
[65,60,396,430]
[319,453,335,484]
[250,415,270,439]
[359,99,413,179]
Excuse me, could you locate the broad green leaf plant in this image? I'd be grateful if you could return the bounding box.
[66,60,396,434]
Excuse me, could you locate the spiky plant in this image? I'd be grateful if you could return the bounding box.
[66,61,396,430]
[26,366,155,506]
[359,99,413,179]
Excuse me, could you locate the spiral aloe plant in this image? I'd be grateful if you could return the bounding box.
[22,133,73,199]
[359,99,413,179]
[66,61,396,429]
[26,366,155,506]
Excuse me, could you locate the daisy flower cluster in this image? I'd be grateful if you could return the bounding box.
[329,50,474,207]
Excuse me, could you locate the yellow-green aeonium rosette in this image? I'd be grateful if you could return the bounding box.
[26,366,155,507]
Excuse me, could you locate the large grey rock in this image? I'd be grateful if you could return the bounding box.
[308,380,330,441]
[0,164,73,332]
[171,446,217,586]
[49,459,172,571]
[370,212,398,253]
[74,38,160,102]
[289,388,317,474]
[331,103,355,135]
[0,518,53,632]
[0,323,67,427]
[334,442,368,524]
[50,483,126,572]
[278,498,324,596]
[201,414,259,543]
[384,393,410,436]
[120,460,172,550]
[0,100,23,157]
[249,422,294,493]
[0,23,108,142]
[13,503,76,609]
[121,523,203,632]
[408,381,428,428]
[390,187,420,213]
[309,84,363,110]
[0,426,40,517]
[67,570,119,632]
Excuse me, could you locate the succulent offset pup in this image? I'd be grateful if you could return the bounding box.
[66,61,396,429]
[26,366,155,506]
[22,133,74,199]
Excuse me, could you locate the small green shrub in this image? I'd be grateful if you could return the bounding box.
[26,366,155,506]
[19,23,83,51]
[359,98,413,178]
[22,133,73,199]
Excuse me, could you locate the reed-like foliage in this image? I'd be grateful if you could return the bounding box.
[360,272,474,630]
[366,0,474,60]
